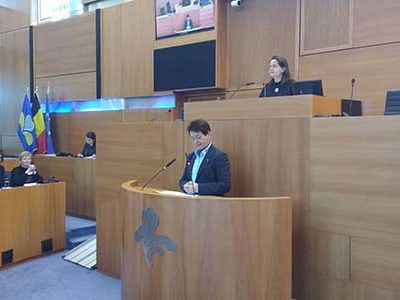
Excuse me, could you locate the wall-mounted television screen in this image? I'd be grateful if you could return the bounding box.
[155,0,215,39]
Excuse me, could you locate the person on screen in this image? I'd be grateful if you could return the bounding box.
[182,0,191,7]
[77,131,96,158]
[184,14,193,30]
[259,55,295,98]
[0,150,5,188]
[179,119,230,196]
[10,151,43,187]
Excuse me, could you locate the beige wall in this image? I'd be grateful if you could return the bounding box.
[34,12,97,101]
[0,28,30,154]
[227,0,299,91]
[0,1,31,154]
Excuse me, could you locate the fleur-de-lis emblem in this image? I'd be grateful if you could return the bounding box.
[134,207,177,267]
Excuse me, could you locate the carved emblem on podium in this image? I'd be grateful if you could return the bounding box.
[134,207,177,267]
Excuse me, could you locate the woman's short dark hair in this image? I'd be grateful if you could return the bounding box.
[187,119,211,135]
[86,131,96,145]
[269,55,292,83]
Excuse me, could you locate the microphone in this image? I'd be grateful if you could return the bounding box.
[141,158,177,191]
[229,81,255,99]
[350,78,355,100]
[348,78,356,116]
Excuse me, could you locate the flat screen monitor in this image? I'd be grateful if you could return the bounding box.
[293,79,324,96]
[154,40,216,91]
[155,0,215,39]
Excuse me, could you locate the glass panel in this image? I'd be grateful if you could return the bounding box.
[38,0,84,22]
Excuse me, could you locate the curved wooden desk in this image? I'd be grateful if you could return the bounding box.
[121,180,292,300]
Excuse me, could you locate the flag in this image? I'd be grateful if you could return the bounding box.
[31,93,47,154]
[17,94,37,152]
[45,94,54,154]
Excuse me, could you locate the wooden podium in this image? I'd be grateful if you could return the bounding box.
[0,182,66,267]
[121,180,292,300]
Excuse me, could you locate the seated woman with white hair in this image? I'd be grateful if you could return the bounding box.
[10,151,43,187]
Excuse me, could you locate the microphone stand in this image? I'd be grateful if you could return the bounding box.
[229,82,255,99]
[141,158,176,191]
[349,78,355,116]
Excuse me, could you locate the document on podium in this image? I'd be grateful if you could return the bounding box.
[154,190,197,197]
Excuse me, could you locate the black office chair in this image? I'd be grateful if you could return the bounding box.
[384,91,400,115]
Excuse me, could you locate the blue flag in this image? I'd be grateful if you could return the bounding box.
[17,94,37,152]
[45,94,55,154]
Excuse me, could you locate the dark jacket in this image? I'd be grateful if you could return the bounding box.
[10,166,43,187]
[0,165,4,188]
[259,79,295,98]
[81,143,96,157]
[179,144,231,196]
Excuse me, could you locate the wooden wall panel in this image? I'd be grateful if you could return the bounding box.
[0,28,29,154]
[122,108,177,122]
[50,109,180,154]
[307,116,400,299]
[101,4,122,98]
[0,0,30,33]
[227,0,298,89]
[301,0,352,54]
[35,13,96,78]
[351,238,400,291]
[96,122,184,277]
[306,230,350,280]
[353,0,400,47]
[50,114,69,153]
[216,0,227,88]
[102,0,154,98]
[307,273,395,300]
[35,72,97,101]
[310,117,400,233]
[67,111,123,154]
[120,0,154,96]
[299,43,400,115]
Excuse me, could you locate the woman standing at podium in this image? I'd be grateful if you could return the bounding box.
[0,150,5,188]
[10,151,43,187]
[259,55,295,98]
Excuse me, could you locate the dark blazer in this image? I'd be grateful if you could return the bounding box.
[259,79,295,98]
[10,166,43,187]
[81,143,96,157]
[0,165,4,188]
[179,144,231,196]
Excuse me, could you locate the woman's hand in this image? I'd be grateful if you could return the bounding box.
[25,164,37,175]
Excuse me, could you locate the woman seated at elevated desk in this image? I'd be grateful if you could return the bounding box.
[259,55,295,98]
[0,150,5,188]
[77,131,96,158]
[10,151,43,187]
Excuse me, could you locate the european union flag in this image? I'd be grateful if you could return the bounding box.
[45,94,54,154]
[17,94,37,152]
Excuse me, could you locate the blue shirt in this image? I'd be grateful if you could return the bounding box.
[191,143,212,182]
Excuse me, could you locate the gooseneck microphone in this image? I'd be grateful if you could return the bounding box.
[349,78,356,116]
[350,78,356,100]
[141,158,177,191]
[229,81,255,99]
